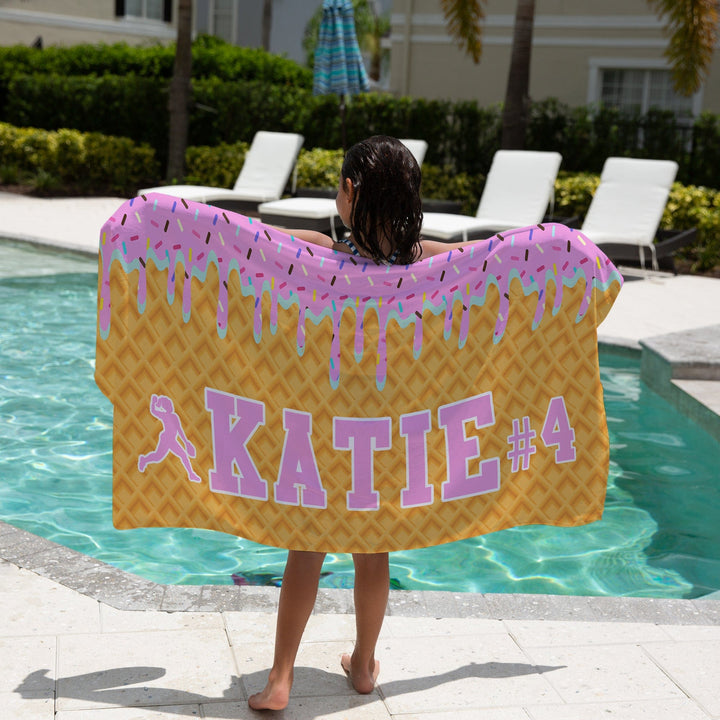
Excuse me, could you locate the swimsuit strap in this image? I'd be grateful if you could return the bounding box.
[336,235,362,256]
[336,236,400,265]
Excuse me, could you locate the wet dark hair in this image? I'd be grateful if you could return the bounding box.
[341,135,423,265]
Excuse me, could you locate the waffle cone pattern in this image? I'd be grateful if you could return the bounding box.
[95,193,623,553]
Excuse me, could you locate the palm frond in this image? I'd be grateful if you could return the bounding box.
[440,0,486,64]
[648,0,720,95]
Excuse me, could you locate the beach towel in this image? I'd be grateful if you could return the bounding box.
[95,192,622,553]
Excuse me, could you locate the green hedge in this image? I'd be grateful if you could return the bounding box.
[3,40,720,188]
[0,122,159,195]
[0,37,311,83]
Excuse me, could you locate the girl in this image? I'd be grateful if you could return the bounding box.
[248,135,455,711]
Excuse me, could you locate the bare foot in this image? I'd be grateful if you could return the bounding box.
[248,676,291,711]
[341,653,380,694]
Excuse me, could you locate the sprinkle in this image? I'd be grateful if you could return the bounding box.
[537,244,544,254]
[139,257,145,267]
[102,232,106,246]
[272,277,275,290]
[223,212,229,223]
[453,266,460,274]
[218,232,225,245]
[205,232,211,244]
[440,270,446,281]
[135,212,141,223]
[313,289,316,302]
[188,247,192,262]
[264,230,272,242]
[121,214,127,226]
[345,275,351,284]
[331,275,336,286]
[302,265,308,276]
[397,277,403,288]
[597,256,602,269]
[164,220,169,232]
[213,214,218,226]
[247,248,252,260]
[289,264,294,275]
[194,209,199,221]
[368,276,374,286]
[411,273,417,282]
[259,248,266,262]
[553,263,557,275]
[577,234,586,246]
[567,239,571,252]
[525,248,529,261]
[483,260,487,271]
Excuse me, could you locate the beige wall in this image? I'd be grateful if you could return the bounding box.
[390,0,720,114]
[0,1,176,47]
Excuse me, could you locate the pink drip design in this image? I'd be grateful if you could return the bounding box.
[99,194,622,389]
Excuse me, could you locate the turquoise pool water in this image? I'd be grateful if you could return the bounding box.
[2,239,720,598]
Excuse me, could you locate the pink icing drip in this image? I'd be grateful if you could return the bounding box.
[98,195,621,388]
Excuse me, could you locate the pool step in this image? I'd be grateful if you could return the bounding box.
[640,324,720,441]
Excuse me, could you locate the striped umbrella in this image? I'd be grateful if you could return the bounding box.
[313,0,370,147]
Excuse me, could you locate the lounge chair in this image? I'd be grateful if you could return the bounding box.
[139,131,305,214]
[258,139,429,241]
[420,150,563,242]
[579,157,696,272]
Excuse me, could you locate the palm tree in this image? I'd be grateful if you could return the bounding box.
[262,0,273,52]
[166,0,193,182]
[440,0,719,149]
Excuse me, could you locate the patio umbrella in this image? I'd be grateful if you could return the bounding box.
[313,0,370,148]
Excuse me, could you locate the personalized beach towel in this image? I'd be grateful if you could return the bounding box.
[96,193,622,553]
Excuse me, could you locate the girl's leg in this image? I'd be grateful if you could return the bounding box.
[342,552,389,694]
[248,550,326,711]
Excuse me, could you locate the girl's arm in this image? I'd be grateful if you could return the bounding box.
[418,238,469,259]
[277,228,336,250]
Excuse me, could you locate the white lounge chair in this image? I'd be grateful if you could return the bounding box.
[258,139,429,241]
[420,150,563,242]
[139,131,305,213]
[579,157,694,271]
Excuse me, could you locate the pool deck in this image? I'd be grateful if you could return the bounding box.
[1,192,720,719]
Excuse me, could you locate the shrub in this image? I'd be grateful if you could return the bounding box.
[184,141,248,187]
[0,122,159,195]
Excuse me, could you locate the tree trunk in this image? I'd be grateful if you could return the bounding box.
[501,0,535,149]
[262,0,273,52]
[166,0,193,183]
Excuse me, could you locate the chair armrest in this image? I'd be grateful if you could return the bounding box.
[656,227,697,253]
[543,214,581,228]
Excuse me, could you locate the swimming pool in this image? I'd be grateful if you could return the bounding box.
[2,239,719,598]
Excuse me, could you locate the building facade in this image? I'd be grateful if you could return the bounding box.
[389,0,720,116]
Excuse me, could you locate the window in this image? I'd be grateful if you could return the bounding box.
[600,68,695,121]
[212,0,236,44]
[115,0,172,23]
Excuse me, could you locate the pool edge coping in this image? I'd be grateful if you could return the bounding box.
[2,520,719,624]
